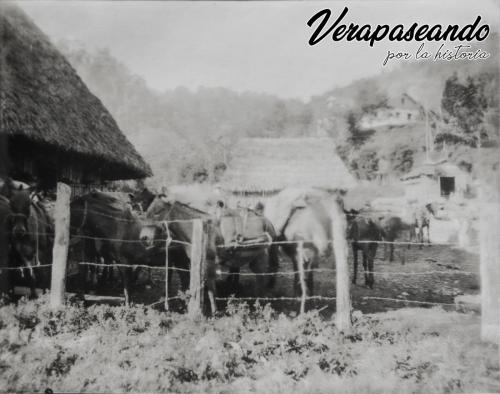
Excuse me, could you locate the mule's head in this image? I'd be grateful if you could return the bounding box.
[9,184,32,217]
[130,188,157,213]
[139,221,167,249]
[10,212,28,239]
[9,212,39,274]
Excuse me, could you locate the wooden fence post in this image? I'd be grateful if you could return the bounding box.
[479,170,500,345]
[188,219,205,317]
[297,241,307,315]
[332,198,352,332]
[164,223,170,311]
[50,182,71,308]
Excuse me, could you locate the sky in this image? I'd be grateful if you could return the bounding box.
[17,0,500,101]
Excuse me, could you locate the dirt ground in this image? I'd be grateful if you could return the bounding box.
[67,241,480,316]
[220,243,480,315]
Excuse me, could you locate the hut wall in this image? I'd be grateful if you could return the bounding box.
[403,177,440,201]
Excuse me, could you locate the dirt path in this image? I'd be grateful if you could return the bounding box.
[217,243,480,315]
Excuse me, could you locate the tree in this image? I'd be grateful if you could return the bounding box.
[439,73,488,147]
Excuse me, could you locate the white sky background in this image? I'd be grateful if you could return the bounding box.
[18,0,500,101]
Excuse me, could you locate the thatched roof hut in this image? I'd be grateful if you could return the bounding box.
[0,4,152,188]
[221,137,357,196]
[401,160,471,200]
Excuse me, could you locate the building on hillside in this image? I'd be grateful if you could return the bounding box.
[0,4,152,194]
[360,93,438,130]
[220,137,357,207]
[400,160,471,201]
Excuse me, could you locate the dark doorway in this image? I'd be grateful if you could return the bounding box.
[440,177,455,197]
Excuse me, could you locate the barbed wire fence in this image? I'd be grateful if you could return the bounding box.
[4,183,480,327]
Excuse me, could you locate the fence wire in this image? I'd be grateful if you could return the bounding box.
[5,214,479,315]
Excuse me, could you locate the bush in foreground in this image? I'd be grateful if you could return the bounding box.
[0,295,498,393]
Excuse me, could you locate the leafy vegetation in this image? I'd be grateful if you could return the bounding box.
[57,34,499,184]
[438,74,489,147]
[1,296,499,393]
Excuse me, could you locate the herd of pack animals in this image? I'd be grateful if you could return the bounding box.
[0,179,439,311]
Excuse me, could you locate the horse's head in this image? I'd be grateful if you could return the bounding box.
[9,184,32,216]
[139,220,167,249]
[9,208,39,270]
[7,186,33,240]
[130,188,157,213]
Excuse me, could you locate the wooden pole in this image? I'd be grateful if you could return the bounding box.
[50,182,71,308]
[188,219,205,317]
[297,241,307,315]
[164,222,170,311]
[479,169,500,343]
[332,198,352,332]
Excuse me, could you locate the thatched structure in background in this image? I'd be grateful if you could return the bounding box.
[221,137,356,202]
[401,160,471,200]
[0,4,151,188]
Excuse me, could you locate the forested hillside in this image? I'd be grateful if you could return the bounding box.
[58,41,315,184]
[58,36,499,185]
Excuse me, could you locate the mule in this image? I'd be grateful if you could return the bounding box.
[214,200,279,298]
[140,195,279,311]
[139,195,219,312]
[8,187,54,298]
[377,215,415,263]
[347,212,383,289]
[265,189,340,297]
[138,220,191,295]
[412,203,436,248]
[70,191,147,305]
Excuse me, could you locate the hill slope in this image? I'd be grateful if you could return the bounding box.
[58,38,499,185]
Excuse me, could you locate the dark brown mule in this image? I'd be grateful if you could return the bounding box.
[70,191,147,305]
[138,219,192,295]
[214,200,279,298]
[8,187,54,298]
[377,215,415,263]
[346,211,383,289]
[139,196,218,312]
[139,196,279,311]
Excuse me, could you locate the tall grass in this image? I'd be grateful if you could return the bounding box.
[0,296,498,393]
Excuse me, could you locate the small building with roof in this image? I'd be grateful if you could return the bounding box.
[400,159,471,201]
[220,137,357,207]
[0,4,151,193]
[360,93,438,130]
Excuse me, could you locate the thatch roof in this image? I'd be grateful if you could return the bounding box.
[221,137,357,192]
[401,160,466,182]
[0,4,152,180]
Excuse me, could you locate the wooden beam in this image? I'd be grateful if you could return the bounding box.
[332,198,352,332]
[50,182,71,308]
[480,180,500,344]
[188,219,205,317]
[297,241,307,315]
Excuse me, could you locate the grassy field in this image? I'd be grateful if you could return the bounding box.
[0,296,499,393]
